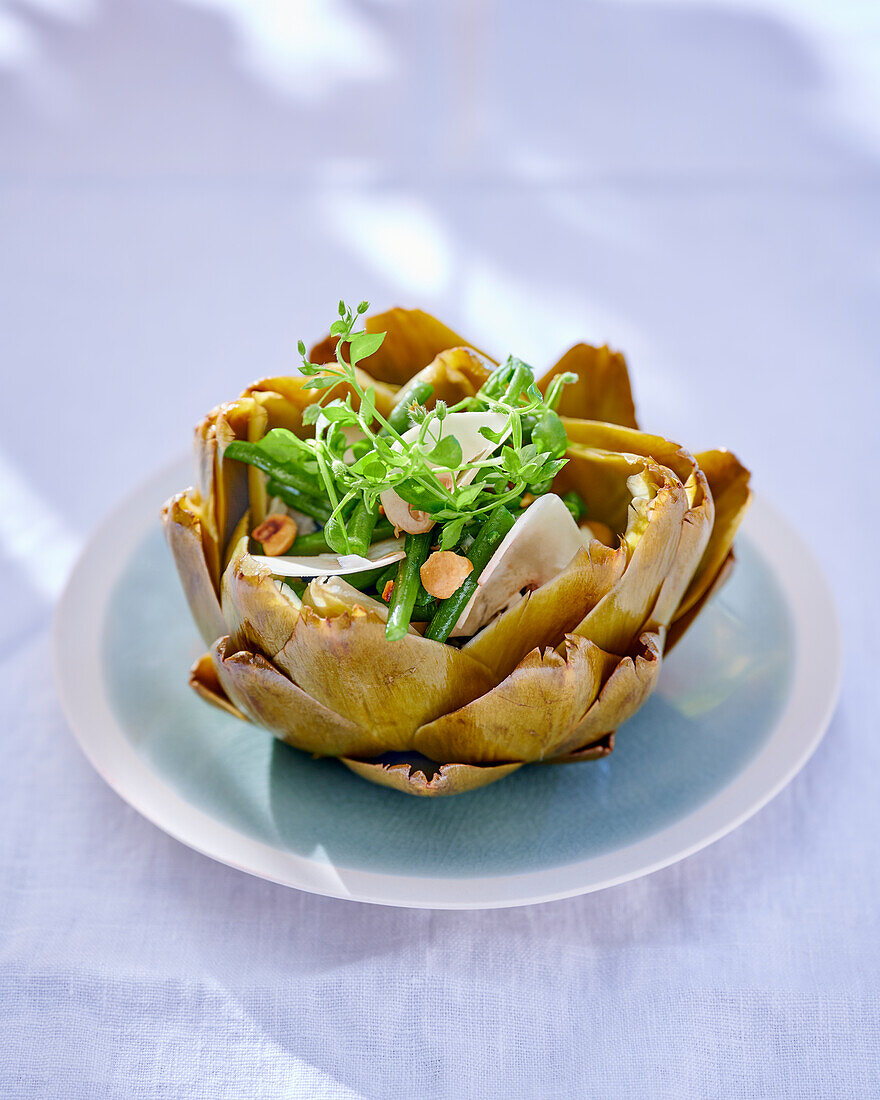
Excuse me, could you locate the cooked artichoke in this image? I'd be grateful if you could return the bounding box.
[162,307,751,796]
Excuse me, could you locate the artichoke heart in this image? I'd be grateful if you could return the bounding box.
[164,305,751,796]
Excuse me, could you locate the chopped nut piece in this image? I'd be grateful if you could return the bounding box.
[252,513,298,555]
[420,551,474,600]
[381,579,395,603]
[580,519,615,547]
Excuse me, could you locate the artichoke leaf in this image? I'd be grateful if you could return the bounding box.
[221,537,302,656]
[557,420,695,530]
[461,539,626,680]
[189,652,247,720]
[409,346,494,406]
[213,399,263,552]
[272,608,496,751]
[310,307,490,388]
[553,443,651,536]
[646,465,713,631]
[223,508,251,573]
[211,637,383,758]
[543,731,615,764]
[538,343,638,428]
[557,420,715,630]
[552,631,662,758]
[161,489,228,646]
[675,449,751,619]
[574,465,686,655]
[339,756,523,797]
[414,633,613,764]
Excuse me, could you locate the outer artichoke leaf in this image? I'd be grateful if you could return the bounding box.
[211,636,383,758]
[537,343,638,428]
[339,756,523,797]
[272,608,496,752]
[414,633,611,764]
[193,419,223,584]
[556,420,714,631]
[543,731,615,764]
[161,489,228,646]
[189,652,247,720]
[560,419,694,482]
[574,466,686,655]
[212,399,264,551]
[556,421,695,525]
[675,449,751,619]
[223,508,251,572]
[646,465,713,630]
[552,631,662,757]
[410,347,494,406]
[221,537,301,656]
[553,443,652,535]
[310,307,490,388]
[462,542,626,680]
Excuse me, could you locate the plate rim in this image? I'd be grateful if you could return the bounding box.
[53,456,842,910]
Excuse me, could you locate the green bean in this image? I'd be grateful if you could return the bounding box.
[225,440,322,497]
[410,591,439,622]
[374,562,399,597]
[343,566,387,593]
[373,563,436,618]
[286,529,331,555]
[265,479,332,524]
[385,532,433,641]
[424,506,516,643]
[285,516,396,559]
[371,517,396,542]
[383,380,435,435]
[560,490,587,521]
[347,496,379,556]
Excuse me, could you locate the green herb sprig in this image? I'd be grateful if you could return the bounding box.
[226,300,578,557]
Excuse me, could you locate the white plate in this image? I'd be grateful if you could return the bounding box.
[53,458,841,909]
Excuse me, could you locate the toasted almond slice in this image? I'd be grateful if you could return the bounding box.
[381,579,395,602]
[252,513,298,555]
[420,550,474,599]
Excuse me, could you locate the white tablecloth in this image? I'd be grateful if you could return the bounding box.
[2,2,878,1096]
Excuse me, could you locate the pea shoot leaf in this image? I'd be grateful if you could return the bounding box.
[425,435,462,468]
[348,331,385,368]
[440,516,467,550]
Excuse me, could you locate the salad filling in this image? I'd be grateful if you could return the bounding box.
[224,300,608,644]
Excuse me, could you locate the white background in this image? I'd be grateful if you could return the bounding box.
[1,1,878,1096]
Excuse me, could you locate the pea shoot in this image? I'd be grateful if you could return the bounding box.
[224,299,580,642]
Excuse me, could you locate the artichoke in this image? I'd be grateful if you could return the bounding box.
[162,307,751,796]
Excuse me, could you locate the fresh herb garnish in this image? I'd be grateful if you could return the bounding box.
[226,300,577,559]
